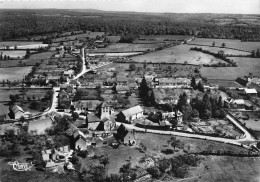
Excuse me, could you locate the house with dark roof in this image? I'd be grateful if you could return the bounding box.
[117,105,143,123]
[235,77,249,87]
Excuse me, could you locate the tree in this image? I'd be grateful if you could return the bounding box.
[129,63,136,71]
[170,137,183,151]
[14,45,17,50]
[169,118,178,129]
[71,112,79,121]
[221,43,226,47]
[191,77,196,89]
[147,166,161,179]
[139,77,149,99]
[212,41,215,47]
[218,96,223,108]
[256,49,260,58]
[251,50,255,58]
[203,109,212,119]
[192,109,199,118]
[197,81,204,92]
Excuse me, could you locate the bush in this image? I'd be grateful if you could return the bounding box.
[161,149,174,155]
[147,166,162,179]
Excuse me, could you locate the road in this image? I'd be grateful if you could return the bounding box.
[42,87,60,115]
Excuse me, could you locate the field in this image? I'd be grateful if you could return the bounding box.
[0,41,43,48]
[136,35,192,43]
[53,31,105,42]
[232,111,260,131]
[88,52,142,57]
[1,50,26,58]
[201,58,260,80]
[131,44,225,65]
[93,43,164,52]
[188,45,250,56]
[189,38,260,52]
[0,67,32,81]
[107,36,121,43]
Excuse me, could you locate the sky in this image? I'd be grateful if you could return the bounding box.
[0,0,260,14]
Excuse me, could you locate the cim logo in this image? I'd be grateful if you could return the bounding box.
[8,161,34,171]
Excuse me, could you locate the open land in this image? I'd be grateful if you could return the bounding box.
[0,67,32,81]
[201,58,260,80]
[0,41,43,48]
[131,44,226,65]
[189,38,260,52]
[92,43,164,52]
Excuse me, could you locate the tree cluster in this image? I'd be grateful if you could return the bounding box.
[138,77,156,106]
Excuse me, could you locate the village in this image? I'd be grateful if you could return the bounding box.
[1,28,260,181]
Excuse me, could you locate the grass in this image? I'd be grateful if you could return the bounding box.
[187,156,260,182]
[0,41,43,48]
[1,50,26,58]
[189,38,260,52]
[94,146,145,175]
[53,31,104,42]
[201,57,260,80]
[0,67,32,81]
[137,35,192,42]
[188,45,250,56]
[107,36,121,43]
[93,43,163,52]
[131,44,225,65]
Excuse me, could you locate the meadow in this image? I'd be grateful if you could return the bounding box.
[0,41,43,48]
[131,44,225,65]
[201,57,260,80]
[189,38,260,52]
[53,31,105,42]
[93,43,164,52]
[188,45,250,56]
[1,50,26,58]
[0,67,32,81]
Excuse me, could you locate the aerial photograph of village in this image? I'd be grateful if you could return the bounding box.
[0,0,259,181]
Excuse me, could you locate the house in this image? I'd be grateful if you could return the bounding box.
[28,117,53,135]
[155,77,190,88]
[58,90,70,101]
[117,105,144,123]
[73,100,101,113]
[244,88,257,96]
[96,117,116,131]
[73,130,91,150]
[114,124,136,145]
[235,77,249,87]
[87,114,101,130]
[100,102,115,120]
[162,110,183,122]
[9,105,31,119]
[248,83,260,97]
[63,69,74,77]
[116,76,128,86]
[46,75,60,84]
[116,86,130,94]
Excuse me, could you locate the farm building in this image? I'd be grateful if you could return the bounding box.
[117,105,143,123]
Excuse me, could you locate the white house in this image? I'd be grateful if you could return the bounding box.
[117,105,143,123]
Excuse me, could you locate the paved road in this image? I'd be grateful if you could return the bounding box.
[42,87,60,115]
[115,118,257,149]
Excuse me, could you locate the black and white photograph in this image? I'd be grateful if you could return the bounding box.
[0,0,260,181]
